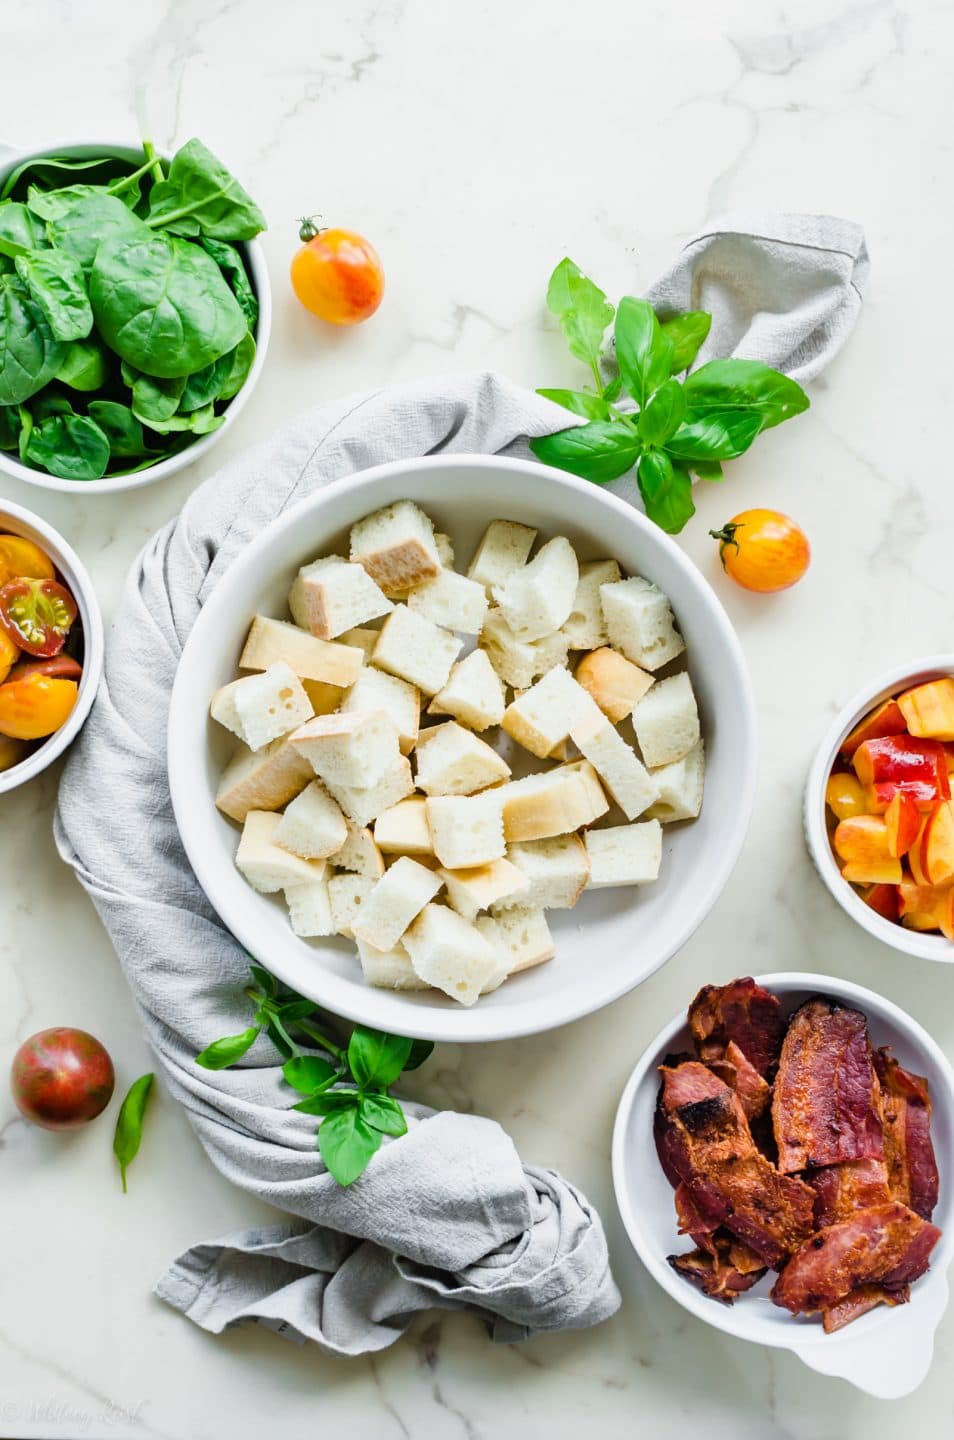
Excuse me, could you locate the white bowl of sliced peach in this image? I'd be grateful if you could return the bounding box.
[805,656,954,961]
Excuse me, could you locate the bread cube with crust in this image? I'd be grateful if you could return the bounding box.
[239,616,365,688]
[373,796,434,856]
[500,761,609,842]
[415,721,511,795]
[328,872,377,938]
[216,737,313,822]
[350,500,441,593]
[334,819,385,878]
[599,576,685,671]
[341,666,420,754]
[404,904,500,1005]
[428,649,507,732]
[569,711,658,820]
[493,536,579,642]
[337,627,380,660]
[408,569,489,635]
[288,555,392,640]
[584,821,662,887]
[438,858,528,920]
[575,646,654,723]
[632,671,700,768]
[467,519,537,594]
[503,833,590,909]
[212,662,314,753]
[290,709,401,788]
[502,665,602,759]
[372,604,463,696]
[646,740,705,823]
[273,780,348,860]
[434,532,455,569]
[324,754,415,827]
[357,937,431,990]
[235,811,326,893]
[561,559,621,650]
[352,857,443,950]
[284,872,335,936]
[477,905,555,979]
[426,792,506,869]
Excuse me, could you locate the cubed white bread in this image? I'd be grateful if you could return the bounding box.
[599,576,685,671]
[273,780,347,860]
[301,679,348,715]
[328,872,377,938]
[335,819,385,877]
[503,833,591,909]
[235,811,326,893]
[480,609,541,690]
[404,904,500,1006]
[493,536,579,642]
[288,555,393,640]
[372,604,463,696]
[438,858,529,921]
[324,754,415,828]
[575,646,654,723]
[632,671,701,769]
[373,796,434,855]
[502,665,602,759]
[414,721,511,796]
[357,937,431,991]
[467,519,537,594]
[434,532,455,568]
[477,905,555,976]
[337,627,380,660]
[239,616,364,687]
[215,737,313,822]
[569,711,658,820]
[284,873,335,936]
[341,666,420,754]
[584,821,662,887]
[352,857,444,950]
[426,792,506,869]
[428,649,506,732]
[561,559,621,650]
[646,740,705,822]
[290,709,401,788]
[407,569,489,636]
[500,761,609,842]
[350,500,441,593]
[211,662,314,752]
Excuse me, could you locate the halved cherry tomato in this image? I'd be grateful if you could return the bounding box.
[8,653,82,684]
[291,220,384,325]
[0,577,77,657]
[0,535,55,586]
[711,509,810,593]
[0,675,78,739]
[0,629,19,684]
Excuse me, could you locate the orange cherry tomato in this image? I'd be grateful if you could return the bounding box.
[711,509,810,593]
[0,734,27,771]
[290,219,384,325]
[0,675,78,739]
[0,534,55,587]
[0,629,19,684]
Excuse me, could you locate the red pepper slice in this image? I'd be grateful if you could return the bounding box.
[0,578,77,658]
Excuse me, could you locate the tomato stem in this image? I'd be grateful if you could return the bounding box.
[709,522,743,569]
[297,215,325,243]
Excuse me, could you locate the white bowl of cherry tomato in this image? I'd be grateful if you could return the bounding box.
[805,656,954,961]
[0,498,103,792]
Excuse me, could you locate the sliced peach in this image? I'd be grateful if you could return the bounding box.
[825,772,867,821]
[834,815,904,885]
[898,881,954,938]
[915,800,954,888]
[897,678,954,742]
[840,698,907,758]
[885,791,921,857]
[861,883,900,922]
[853,735,950,810]
[909,821,931,886]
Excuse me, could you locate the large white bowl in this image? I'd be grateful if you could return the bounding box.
[804,655,954,963]
[0,139,270,496]
[168,455,757,1043]
[0,498,104,793]
[612,972,954,1398]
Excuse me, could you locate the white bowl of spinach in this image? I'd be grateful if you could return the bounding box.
[0,138,270,493]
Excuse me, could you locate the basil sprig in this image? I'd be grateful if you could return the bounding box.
[531,257,809,534]
[196,965,432,1187]
[113,1071,155,1193]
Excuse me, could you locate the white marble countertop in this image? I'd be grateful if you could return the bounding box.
[2,0,951,1434]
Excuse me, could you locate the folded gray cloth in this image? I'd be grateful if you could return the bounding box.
[54,213,865,1356]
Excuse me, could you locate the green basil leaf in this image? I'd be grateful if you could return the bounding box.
[294,1088,361,1116]
[55,338,109,391]
[665,411,762,461]
[545,258,614,367]
[404,1039,434,1071]
[195,1025,261,1069]
[145,139,266,241]
[248,963,276,996]
[262,1019,294,1060]
[282,1055,337,1095]
[531,420,640,484]
[91,230,246,379]
[0,277,65,405]
[359,1093,408,1138]
[660,311,711,373]
[24,410,109,481]
[536,387,611,420]
[277,997,320,1024]
[318,1105,383,1187]
[0,404,20,449]
[113,1072,155,1194]
[15,249,92,341]
[122,362,185,422]
[638,452,695,534]
[614,297,674,408]
[603,376,623,403]
[199,237,259,329]
[347,1027,412,1089]
[693,460,724,482]
[216,331,255,403]
[683,358,809,431]
[86,400,150,457]
[31,186,149,270]
[637,379,686,447]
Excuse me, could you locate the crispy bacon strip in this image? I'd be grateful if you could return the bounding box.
[656,1061,815,1267]
[688,977,785,1077]
[709,1040,772,1121]
[822,1283,909,1333]
[875,1049,939,1220]
[772,999,884,1173]
[771,1202,941,1316]
[807,1158,891,1228]
[670,1234,767,1304]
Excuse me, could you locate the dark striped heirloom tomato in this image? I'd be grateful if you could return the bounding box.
[11,1028,115,1131]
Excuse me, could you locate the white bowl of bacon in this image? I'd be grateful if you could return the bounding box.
[612,973,954,1397]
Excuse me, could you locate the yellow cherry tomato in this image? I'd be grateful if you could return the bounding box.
[711,509,810,593]
[826,772,868,821]
[0,629,19,684]
[0,734,27,771]
[290,219,384,325]
[0,534,55,587]
[0,675,77,739]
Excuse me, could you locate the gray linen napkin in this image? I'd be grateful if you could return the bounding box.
[54,213,866,1356]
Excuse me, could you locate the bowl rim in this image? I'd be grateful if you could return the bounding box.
[804,654,954,964]
[168,452,759,1043]
[611,970,954,1357]
[0,497,104,792]
[0,137,271,497]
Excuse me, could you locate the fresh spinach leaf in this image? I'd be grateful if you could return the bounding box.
[1,155,129,203]
[536,387,611,420]
[15,249,92,341]
[87,400,150,457]
[614,297,674,408]
[121,362,186,422]
[318,1104,383,1187]
[30,186,149,270]
[195,1025,261,1069]
[683,359,809,430]
[143,402,223,436]
[0,277,64,405]
[199,237,259,329]
[31,392,73,419]
[217,331,256,402]
[637,379,686,447]
[145,139,266,241]
[0,202,48,268]
[638,452,695,534]
[665,411,762,461]
[55,338,109,391]
[531,420,641,483]
[545,257,614,369]
[24,411,110,480]
[113,1072,155,1194]
[348,1028,412,1089]
[0,405,20,449]
[660,311,711,373]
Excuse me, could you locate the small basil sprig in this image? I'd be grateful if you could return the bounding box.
[531,257,809,534]
[113,1072,155,1193]
[196,965,432,1187]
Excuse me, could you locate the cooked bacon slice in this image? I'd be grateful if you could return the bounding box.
[688,977,785,1077]
[808,1158,891,1228]
[771,1202,941,1316]
[822,1283,909,1333]
[875,1048,939,1220]
[656,1060,815,1266]
[670,1234,768,1304]
[709,1040,772,1121]
[772,999,884,1173]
